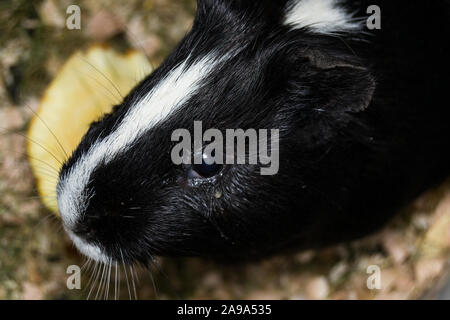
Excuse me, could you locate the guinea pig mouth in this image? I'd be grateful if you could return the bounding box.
[65,228,110,264]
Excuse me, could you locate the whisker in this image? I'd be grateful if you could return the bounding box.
[129,264,138,300]
[95,262,107,300]
[132,264,140,286]
[18,195,57,201]
[146,264,158,299]
[114,261,118,300]
[23,102,69,161]
[78,57,124,101]
[33,212,56,229]
[31,167,60,180]
[117,262,121,300]
[76,70,122,106]
[120,249,132,300]
[86,261,100,300]
[105,258,112,300]
[148,256,180,299]
[84,261,97,293]
[81,257,92,272]
[0,128,64,166]
[26,154,60,174]
[0,150,59,184]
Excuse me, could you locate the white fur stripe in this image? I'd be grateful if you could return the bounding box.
[58,53,222,228]
[284,0,361,34]
[67,229,108,263]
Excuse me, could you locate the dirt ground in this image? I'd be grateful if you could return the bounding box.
[0,0,449,300]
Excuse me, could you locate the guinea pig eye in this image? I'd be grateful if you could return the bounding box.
[187,152,223,179]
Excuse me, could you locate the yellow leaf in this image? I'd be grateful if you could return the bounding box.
[27,45,153,214]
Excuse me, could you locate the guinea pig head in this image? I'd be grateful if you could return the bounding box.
[56,0,375,263]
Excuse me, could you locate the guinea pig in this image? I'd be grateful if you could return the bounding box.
[57,0,450,264]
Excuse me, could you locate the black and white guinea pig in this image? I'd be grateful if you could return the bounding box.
[57,0,450,263]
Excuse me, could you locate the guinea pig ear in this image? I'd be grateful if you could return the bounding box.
[290,52,376,146]
[306,50,376,115]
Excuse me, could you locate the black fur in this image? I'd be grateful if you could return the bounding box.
[59,0,450,263]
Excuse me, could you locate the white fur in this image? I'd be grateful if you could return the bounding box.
[57,53,222,252]
[284,0,361,34]
[67,229,109,263]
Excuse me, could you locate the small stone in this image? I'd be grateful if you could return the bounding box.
[296,250,315,264]
[139,35,162,58]
[374,291,411,300]
[331,290,358,300]
[127,16,162,58]
[0,107,24,131]
[382,232,412,265]
[87,11,123,40]
[202,272,222,289]
[329,262,348,284]
[412,213,429,231]
[247,291,281,300]
[45,55,64,77]
[39,0,65,28]
[305,276,329,300]
[19,200,42,218]
[22,282,44,300]
[379,268,398,292]
[434,192,450,220]
[414,259,445,285]
[0,212,25,226]
[290,294,307,300]
[357,254,386,272]
[27,260,43,284]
